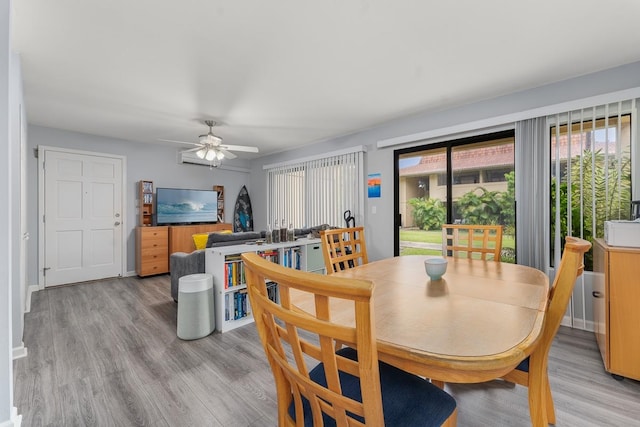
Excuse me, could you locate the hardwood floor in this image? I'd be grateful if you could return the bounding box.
[14,275,640,426]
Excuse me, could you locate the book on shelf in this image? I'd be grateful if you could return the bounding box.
[281,247,302,270]
[266,281,278,303]
[258,249,279,264]
[224,259,245,289]
[226,290,250,321]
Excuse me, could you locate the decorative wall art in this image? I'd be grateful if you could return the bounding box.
[368,173,381,198]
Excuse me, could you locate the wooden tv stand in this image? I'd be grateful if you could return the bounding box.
[135,223,232,277]
[168,223,233,254]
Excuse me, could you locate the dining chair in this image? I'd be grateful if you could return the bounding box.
[500,236,591,426]
[320,226,369,274]
[442,224,503,261]
[242,252,458,427]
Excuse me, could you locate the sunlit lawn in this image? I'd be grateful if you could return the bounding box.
[399,228,515,258]
[401,247,442,256]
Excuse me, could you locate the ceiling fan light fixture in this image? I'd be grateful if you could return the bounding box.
[196,148,207,159]
[205,149,216,161]
[216,151,224,160]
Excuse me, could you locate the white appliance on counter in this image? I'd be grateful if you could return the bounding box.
[604,220,640,247]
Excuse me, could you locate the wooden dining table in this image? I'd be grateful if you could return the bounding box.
[292,255,550,384]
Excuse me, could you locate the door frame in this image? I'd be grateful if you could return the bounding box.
[393,130,515,256]
[37,145,127,288]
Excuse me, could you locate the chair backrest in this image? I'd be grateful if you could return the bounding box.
[320,226,369,274]
[537,236,591,359]
[442,224,503,261]
[242,252,383,426]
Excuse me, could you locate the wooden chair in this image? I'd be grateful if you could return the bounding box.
[501,236,591,426]
[320,226,369,274]
[242,252,458,427]
[442,224,503,261]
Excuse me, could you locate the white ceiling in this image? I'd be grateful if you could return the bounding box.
[11,1,640,160]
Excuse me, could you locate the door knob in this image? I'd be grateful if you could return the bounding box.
[114,221,121,226]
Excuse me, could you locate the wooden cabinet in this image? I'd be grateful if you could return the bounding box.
[592,238,640,380]
[136,226,169,276]
[135,223,233,276]
[168,223,233,254]
[205,239,324,332]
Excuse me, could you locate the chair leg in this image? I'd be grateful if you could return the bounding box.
[431,379,445,389]
[527,353,549,427]
[544,374,556,424]
[442,407,458,427]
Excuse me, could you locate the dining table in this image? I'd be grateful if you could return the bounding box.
[291,255,550,422]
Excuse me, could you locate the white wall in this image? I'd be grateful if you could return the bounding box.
[1,0,18,423]
[26,125,252,285]
[9,52,25,360]
[250,60,640,263]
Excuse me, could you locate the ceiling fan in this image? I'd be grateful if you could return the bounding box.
[161,120,259,167]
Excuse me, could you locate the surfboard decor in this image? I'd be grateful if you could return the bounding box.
[233,185,253,232]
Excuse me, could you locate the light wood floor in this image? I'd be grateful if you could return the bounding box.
[14,275,640,426]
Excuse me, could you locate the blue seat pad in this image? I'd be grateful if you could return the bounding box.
[288,347,456,427]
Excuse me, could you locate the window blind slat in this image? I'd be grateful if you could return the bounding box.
[266,151,364,229]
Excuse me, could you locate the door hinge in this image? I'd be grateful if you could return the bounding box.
[42,215,45,223]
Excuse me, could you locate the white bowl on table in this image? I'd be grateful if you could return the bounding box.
[424,258,448,281]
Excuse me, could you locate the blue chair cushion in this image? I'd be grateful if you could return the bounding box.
[516,356,530,373]
[288,347,456,427]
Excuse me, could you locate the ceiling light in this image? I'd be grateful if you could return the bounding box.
[196,148,207,159]
[216,151,225,160]
[205,149,216,161]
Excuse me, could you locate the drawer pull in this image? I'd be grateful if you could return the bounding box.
[592,291,603,298]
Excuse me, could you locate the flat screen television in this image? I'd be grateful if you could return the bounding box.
[155,187,218,225]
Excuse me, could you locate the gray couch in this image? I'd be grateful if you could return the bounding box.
[169,231,264,301]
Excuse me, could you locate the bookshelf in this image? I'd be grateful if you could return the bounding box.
[139,180,154,226]
[205,238,325,332]
[213,185,224,223]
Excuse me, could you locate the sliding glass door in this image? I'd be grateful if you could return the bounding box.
[394,131,516,261]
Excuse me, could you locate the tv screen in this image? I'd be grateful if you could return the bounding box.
[156,188,218,225]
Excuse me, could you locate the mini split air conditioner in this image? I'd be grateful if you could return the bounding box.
[178,151,217,167]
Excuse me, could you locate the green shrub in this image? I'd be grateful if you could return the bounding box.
[407,197,446,230]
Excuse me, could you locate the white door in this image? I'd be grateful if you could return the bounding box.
[44,149,123,286]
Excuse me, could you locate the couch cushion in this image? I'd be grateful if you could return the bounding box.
[206,231,263,247]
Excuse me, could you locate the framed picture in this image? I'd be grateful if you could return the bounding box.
[368,173,381,198]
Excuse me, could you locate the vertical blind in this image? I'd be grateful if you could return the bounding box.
[549,99,635,328]
[266,150,364,230]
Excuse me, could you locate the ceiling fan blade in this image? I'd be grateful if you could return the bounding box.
[181,146,203,153]
[218,148,237,160]
[158,138,199,146]
[220,144,259,153]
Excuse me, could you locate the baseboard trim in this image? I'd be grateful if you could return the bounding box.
[561,315,595,332]
[12,343,27,360]
[0,407,22,427]
[24,285,39,313]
